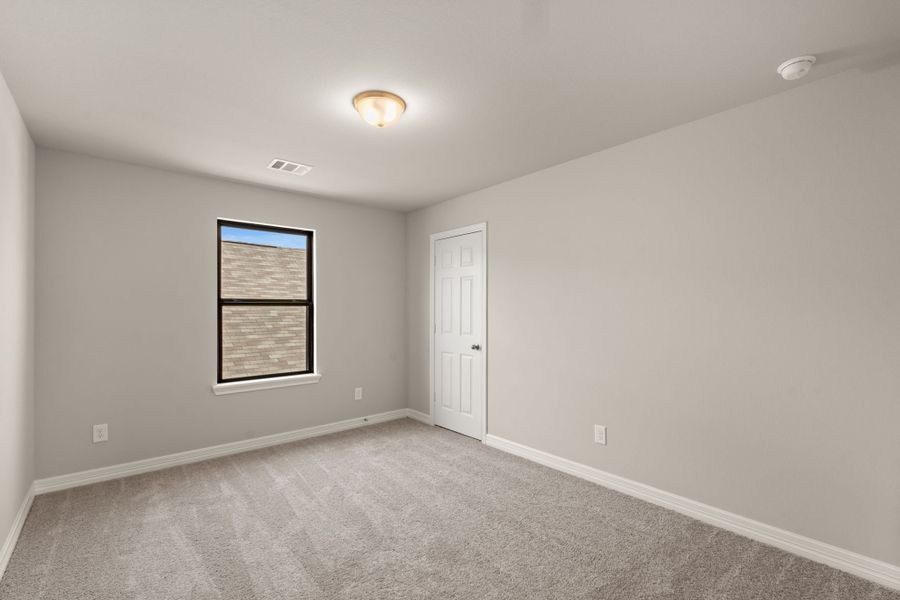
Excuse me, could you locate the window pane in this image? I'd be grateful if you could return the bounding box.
[221,306,307,379]
[220,225,307,299]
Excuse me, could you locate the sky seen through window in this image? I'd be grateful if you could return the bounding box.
[221,226,307,249]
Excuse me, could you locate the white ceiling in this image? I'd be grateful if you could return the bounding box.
[1,1,899,211]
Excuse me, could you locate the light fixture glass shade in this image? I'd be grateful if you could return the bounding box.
[353,91,406,128]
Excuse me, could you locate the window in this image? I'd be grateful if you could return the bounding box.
[217,220,314,383]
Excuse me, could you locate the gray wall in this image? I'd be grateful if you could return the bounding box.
[0,73,34,545]
[406,65,900,565]
[35,149,406,478]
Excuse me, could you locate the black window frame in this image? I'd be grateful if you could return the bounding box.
[217,219,315,384]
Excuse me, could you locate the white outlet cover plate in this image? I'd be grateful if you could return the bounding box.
[354,387,363,401]
[93,423,109,443]
[594,424,607,445]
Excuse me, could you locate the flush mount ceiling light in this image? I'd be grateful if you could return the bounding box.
[777,55,816,81]
[353,90,406,128]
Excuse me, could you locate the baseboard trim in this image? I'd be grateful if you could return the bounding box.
[406,408,434,425]
[33,409,410,495]
[0,483,34,582]
[484,434,900,591]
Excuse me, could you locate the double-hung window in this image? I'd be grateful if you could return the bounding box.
[217,220,314,383]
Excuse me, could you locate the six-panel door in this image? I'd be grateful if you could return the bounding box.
[433,231,484,439]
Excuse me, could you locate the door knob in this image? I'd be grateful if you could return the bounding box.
[471,344,481,351]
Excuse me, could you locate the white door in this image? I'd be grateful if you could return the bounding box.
[433,231,484,439]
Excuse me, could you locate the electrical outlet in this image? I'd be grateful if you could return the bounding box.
[594,424,607,445]
[93,423,109,443]
[354,387,363,401]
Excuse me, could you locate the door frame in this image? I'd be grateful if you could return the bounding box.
[428,222,488,441]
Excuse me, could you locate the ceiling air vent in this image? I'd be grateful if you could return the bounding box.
[267,158,313,176]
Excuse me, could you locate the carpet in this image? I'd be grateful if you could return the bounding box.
[1,419,896,599]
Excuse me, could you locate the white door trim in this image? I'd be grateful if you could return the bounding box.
[429,223,487,440]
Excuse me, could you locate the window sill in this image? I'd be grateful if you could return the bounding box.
[212,373,322,396]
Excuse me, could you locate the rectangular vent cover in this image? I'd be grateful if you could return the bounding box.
[268,158,313,176]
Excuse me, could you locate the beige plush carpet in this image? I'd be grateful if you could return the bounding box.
[1,418,897,599]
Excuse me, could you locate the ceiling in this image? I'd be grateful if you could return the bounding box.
[1,1,899,211]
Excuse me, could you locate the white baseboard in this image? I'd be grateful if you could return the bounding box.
[33,409,410,495]
[0,483,34,582]
[406,408,434,425]
[484,434,900,591]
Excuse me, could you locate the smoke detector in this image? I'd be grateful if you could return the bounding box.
[267,158,313,176]
[777,56,816,81]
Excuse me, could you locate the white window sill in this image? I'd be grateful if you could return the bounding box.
[212,373,322,396]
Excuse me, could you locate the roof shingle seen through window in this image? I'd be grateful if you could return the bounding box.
[220,241,307,300]
[220,241,309,379]
[221,306,307,379]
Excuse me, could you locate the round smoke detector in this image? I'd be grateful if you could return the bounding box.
[777,55,816,81]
